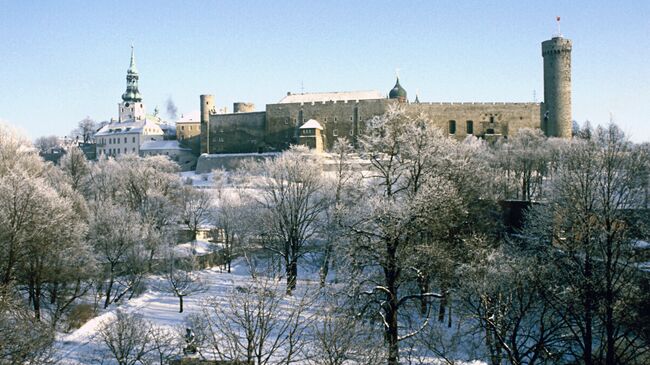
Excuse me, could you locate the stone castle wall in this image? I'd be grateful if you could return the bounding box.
[265,99,389,151]
[207,111,266,153]
[201,99,543,154]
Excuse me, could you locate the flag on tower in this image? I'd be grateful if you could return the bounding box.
[556,16,561,21]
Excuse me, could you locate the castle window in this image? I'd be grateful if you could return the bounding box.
[181,126,185,130]
[486,128,495,134]
[124,137,127,143]
[124,148,127,153]
[448,120,456,134]
[334,117,337,122]
[349,130,354,136]
[132,148,135,152]
[285,118,289,125]
[466,120,474,134]
[490,116,495,123]
[333,129,339,137]
[324,117,328,122]
[350,116,353,121]
[132,137,135,143]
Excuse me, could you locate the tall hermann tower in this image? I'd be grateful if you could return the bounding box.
[118,45,145,122]
[542,31,572,138]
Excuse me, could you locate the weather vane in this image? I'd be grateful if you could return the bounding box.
[556,16,562,37]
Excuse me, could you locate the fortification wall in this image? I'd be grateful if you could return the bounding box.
[265,99,389,150]
[195,152,277,173]
[207,111,266,153]
[406,102,542,138]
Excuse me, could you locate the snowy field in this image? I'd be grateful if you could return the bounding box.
[53,257,487,364]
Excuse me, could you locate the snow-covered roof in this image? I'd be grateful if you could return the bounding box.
[277,90,383,104]
[140,140,191,151]
[176,111,201,124]
[300,119,323,130]
[95,118,163,136]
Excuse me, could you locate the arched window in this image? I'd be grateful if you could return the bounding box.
[466,120,474,134]
[448,120,456,134]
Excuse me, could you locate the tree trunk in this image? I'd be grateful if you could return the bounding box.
[583,254,594,365]
[104,271,115,309]
[319,242,331,287]
[179,295,184,313]
[438,288,448,323]
[418,274,429,315]
[50,282,58,304]
[385,240,400,365]
[33,282,42,320]
[286,259,298,295]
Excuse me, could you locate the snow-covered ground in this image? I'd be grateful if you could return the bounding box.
[55,262,254,364]
[53,258,487,364]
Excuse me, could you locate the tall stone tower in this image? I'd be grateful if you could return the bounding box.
[200,94,215,153]
[542,35,572,138]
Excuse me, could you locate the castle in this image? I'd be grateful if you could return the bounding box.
[200,34,572,154]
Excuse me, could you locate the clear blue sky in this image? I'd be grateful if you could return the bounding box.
[1,0,649,142]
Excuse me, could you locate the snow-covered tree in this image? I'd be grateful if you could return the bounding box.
[341,105,466,365]
[244,145,329,294]
[180,186,212,241]
[0,284,55,364]
[88,201,145,308]
[98,311,152,365]
[160,254,206,313]
[523,125,649,365]
[194,276,312,364]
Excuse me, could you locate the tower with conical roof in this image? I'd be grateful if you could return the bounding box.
[119,46,146,122]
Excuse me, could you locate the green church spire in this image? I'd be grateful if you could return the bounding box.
[122,45,142,102]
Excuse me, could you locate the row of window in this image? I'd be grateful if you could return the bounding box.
[99,147,136,155]
[448,120,474,135]
[101,137,137,145]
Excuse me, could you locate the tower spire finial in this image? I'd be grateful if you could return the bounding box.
[555,16,562,37]
[129,43,137,72]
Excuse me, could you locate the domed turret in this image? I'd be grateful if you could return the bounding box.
[121,45,142,102]
[389,77,407,102]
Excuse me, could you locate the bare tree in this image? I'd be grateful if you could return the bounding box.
[161,254,206,313]
[194,276,312,364]
[211,185,250,273]
[244,145,329,294]
[98,311,152,365]
[306,296,385,365]
[0,284,56,364]
[523,125,649,364]
[70,116,97,144]
[33,135,60,153]
[341,105,466,365]
[180,186,212,241]
[59,145,90,192]
[88,201,145,308]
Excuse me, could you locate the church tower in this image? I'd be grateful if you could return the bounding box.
[118,46,145,122]
[542,27,572,138]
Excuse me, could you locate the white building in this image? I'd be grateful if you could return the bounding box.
[95,46,165,157]
[139,140,196,171]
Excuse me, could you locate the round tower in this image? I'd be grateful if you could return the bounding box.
[542,36,572,138]
[200,94,214,154]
